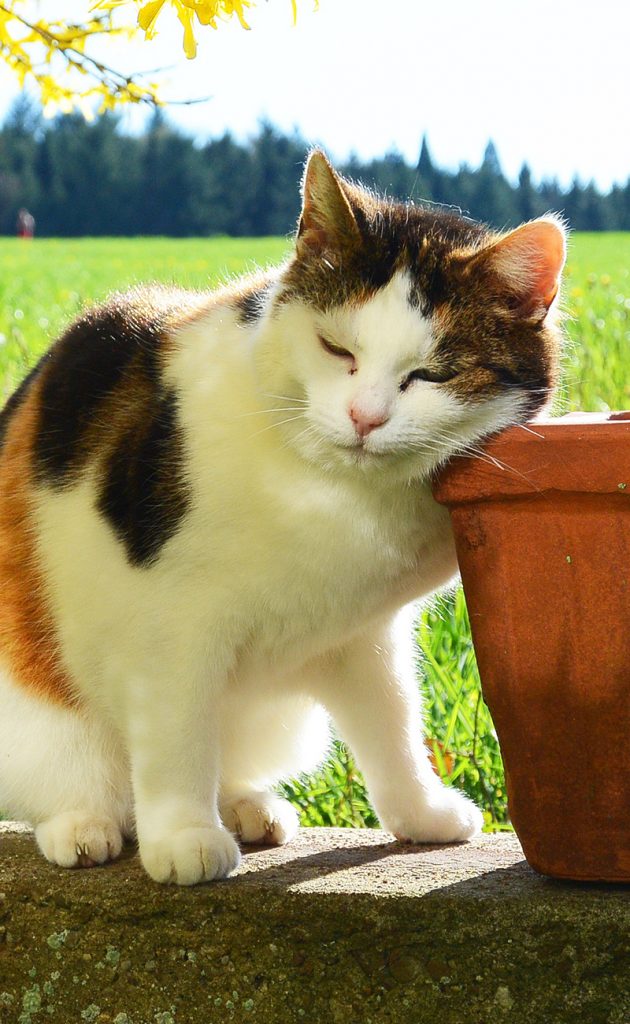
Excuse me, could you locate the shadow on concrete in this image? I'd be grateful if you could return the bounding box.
[231,836,627,900]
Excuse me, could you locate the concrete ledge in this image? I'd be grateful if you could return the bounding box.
[1,824,628,1023]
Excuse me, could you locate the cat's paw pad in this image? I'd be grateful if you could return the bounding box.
[385,787,483,844]
[223,793,299,846]
[35,812,123,868]
[140,826,241,885]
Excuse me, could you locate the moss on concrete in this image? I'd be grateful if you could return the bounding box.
[0,824,628,1024]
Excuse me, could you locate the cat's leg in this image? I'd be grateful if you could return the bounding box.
[308,607,483,843]
[219,693,330,846]
[122,647,241,885]
[0,670,131,868]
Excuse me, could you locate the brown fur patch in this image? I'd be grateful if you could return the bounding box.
[432,249,561,414]
[0,377,75,705]
[281,169,491,313]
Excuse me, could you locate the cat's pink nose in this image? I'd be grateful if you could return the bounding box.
[349,404,389,438]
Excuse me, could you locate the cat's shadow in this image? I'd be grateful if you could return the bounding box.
[231,839,623,896]
[229,835,534,895]
[107,834,620,895]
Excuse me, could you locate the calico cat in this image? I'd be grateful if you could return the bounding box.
[0,152,565,884]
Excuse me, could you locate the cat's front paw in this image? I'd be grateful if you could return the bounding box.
[140,826,241,885]
[382,786,483,844]
[35,812,123,868]
[222,792,299,846]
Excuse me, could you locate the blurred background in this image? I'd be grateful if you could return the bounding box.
[1,0,630,235]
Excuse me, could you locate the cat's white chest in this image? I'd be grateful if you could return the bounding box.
[187,452,457,668]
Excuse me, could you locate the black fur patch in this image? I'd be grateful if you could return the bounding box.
[27,288,194,567]
[0,361,44,448]
[97,391,190,567]
[234,284,270,325]
[34,296,164,484]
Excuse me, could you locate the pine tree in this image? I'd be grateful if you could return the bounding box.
[0,103,625,237]
[0,95,41,233]
[516,164,539,222]
[415,134,436,201]
[468,141,514,227]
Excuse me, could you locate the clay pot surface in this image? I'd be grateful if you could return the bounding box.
[432,412,630,882]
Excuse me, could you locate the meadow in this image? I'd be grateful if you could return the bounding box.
[0,233,628,831]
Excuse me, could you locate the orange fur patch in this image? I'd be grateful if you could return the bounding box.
[0,378,75,705]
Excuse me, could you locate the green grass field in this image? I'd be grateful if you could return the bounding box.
[0,233,628,831]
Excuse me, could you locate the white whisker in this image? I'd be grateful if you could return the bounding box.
[236,407,309,418]
[517,423,545,439]
[285,424,322,452]
[261,392,308,405]
[248,414,306,440]
[433,434,544,491]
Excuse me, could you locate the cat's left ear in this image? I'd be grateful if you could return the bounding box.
[296,150,361,258]
[477,217,567,318]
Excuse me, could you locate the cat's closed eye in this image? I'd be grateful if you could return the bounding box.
[480,363,522,387]
[399,367,458,391]
[318,334,353,360]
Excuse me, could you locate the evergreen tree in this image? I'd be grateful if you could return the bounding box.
[468,140,514,227]
[0,103,626,237]
[201,131,253,235]
[563,178,611,231]
[608,183,630,231]
[516,163,539,222]
[358,149,414,203]
[0,95,41,233]
[136,110,209,236]
[539,177,564,219]
[482,140,501,176]
[415,134,437,201]
[242,122,307,236]
[341,152,364,183]
[449,164,478,218]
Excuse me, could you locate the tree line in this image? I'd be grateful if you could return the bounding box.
[1,96,629,237]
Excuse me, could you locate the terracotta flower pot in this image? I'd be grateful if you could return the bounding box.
[432,412,630,882]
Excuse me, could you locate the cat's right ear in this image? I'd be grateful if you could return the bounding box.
[472,217,567,319]
[296,151,360,258]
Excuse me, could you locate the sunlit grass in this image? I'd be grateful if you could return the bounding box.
[0,232,627,831]
[0,237,290,401]
[561,233,630,413]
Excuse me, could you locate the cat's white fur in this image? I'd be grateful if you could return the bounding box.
[0,269,527,884]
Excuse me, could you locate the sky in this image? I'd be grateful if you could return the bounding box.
[1,0,629,190]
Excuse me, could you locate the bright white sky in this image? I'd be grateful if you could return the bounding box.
[1,0,629,190]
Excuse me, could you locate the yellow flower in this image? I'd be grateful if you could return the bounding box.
[128,0,316,58]
[175,1,197,58]
[1,0,317,111]
[134,0,254,50]
[138,0,168,38]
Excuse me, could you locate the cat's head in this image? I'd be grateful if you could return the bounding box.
[261,150,566,479]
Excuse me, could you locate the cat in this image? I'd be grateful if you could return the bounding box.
[0,151,565,885]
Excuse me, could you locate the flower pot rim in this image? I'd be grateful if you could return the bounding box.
[541,410,630,424]
[432,410,630,504]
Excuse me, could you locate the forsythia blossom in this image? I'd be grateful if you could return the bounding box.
[0,1,159,113]
[0,0,314,114]
[120,0,316,60]
[135,0,252,59]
